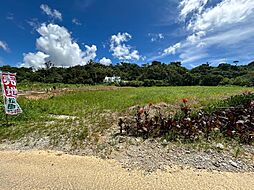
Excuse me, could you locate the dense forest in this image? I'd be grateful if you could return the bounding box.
[1,60,254,86]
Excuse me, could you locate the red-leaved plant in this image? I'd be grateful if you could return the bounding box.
[180,98,190,116]
[118,93,254,143]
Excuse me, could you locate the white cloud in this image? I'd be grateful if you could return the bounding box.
[188,0,254,32]
[72,18,82,25]
[110,32,140,60]
[158,33,164,39]
[111,32,131,45]
[185,0,254,52]
[180,50,208,63]
[21,23,97,69]
[163,42,181,55]
[40,4,62,21]
[6,13,14,20]
[186,31,206,44]
[83,45,97,63]
[99,57,112,66]
[162,0,254,65]
[201,25,254,46]
[179,0,208,20]
[22,52,49,69]
[0,41,9,52]
[26,18,41,32]
[149,33,164,42]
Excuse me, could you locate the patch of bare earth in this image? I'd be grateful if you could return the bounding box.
[18,86,128,100]
[1,150,254,190]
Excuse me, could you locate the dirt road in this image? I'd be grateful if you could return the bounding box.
[0,150,253,190]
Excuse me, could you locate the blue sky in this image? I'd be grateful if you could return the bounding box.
[0,0,253,69]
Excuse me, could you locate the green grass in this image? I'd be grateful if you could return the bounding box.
[21,86,254,115]
[0,85,253,144]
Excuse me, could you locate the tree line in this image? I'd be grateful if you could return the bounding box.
[1,60,254,86]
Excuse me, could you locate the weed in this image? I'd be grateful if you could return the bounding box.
[0,85,252,147]
[232,146,244,158]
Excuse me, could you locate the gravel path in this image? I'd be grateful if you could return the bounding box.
[0,150,254,190]
[110,138,254,172]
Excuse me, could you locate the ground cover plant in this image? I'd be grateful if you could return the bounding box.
[118,93,254,144]
[0,85,253,146]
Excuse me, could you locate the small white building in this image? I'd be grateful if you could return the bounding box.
[104,76,121,83]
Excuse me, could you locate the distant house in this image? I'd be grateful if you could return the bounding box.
[103,76,121,83]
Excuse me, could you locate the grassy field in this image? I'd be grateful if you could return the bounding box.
[0,85,253,144]
[18,82,87,91]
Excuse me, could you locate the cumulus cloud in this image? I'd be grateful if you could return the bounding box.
[163,42,181,55]
[0,41,9,52]
[22,52,49,69]
[21,23,97,69]
[110,32,140,60]
[99,57,112,66]
[163,0,254,64]
[82,45,97,63]
[40,4,62,21]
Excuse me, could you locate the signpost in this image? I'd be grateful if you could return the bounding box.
[0,72,22,115]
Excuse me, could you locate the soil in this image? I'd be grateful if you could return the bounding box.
[18,86,126,100]
[1,150,254,190]
[1,132,253,173]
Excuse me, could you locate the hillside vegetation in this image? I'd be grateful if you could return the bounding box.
[1,61,254,86]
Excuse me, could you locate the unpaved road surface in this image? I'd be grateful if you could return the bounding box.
[0,150,253,190]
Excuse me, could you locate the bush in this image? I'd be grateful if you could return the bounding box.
[118,93,254,143]
[231,76,250,86]
[219,78,232,85]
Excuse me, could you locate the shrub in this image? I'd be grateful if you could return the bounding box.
[118,93,254,143]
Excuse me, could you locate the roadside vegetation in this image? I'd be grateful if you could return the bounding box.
[119,93,254,143]
[0,86,252,144]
